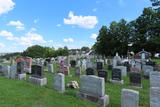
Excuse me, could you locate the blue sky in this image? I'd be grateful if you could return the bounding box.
[0,0,151,52]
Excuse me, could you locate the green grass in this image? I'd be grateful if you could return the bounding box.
[1,59,160,107]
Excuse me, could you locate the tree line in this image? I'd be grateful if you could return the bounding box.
[93,7,160,57]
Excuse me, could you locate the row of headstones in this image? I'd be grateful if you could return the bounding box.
[85,64,142,87]
[0,65,26,80]
[54,73,140,107]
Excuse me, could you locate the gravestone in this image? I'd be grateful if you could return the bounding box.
[10,65,17,79]
[135,62,142,71]
[17,62,26,80]
[31,65,43,78]
[97,62,103,70]
[77,75,109,107]
[150,71,160,87]
[123,61,130,72]
[29,65,47,86]
[3,66,11,78]
[98,70,107,82]
[86,68,94,75]
[114,66,127,76]
[150,87,160,107]
[54,73,65,93]
[121,89,139,107]
[142,65,154,78]
[48,64,54,73]
[110,68,124,84]
[129,72,142,87]
[75,66,81,77]
[70,60,76,67]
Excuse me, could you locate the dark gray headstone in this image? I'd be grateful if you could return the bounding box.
[112,68,121,81]
[129,72,141,87]
[31,65,43,78]
[86,68,94,75]
[97,62,103,70]
[98,70,108,82]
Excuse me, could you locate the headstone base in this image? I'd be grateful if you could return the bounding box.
[77,92,109,107]
[110,79,124,84]
[29,76,47,86]
[18,73,26,80]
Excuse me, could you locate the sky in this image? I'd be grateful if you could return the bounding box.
[0,0,152,53]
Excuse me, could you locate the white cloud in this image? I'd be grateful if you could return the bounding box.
[7,20,25,30]
[30,27,37,32]
[0,30,18,40]
[48,40,53,43]
[0,0,15,15]
[92,8,97,12]
[90,33,98,40]
[64,11,98,29]
[0,43,5,48]
[63,38,74,43]
[0,30,46,46]
[56,24,61,27]
[19,31,46,46]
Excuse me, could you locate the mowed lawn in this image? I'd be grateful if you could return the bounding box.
[1,59,160,107]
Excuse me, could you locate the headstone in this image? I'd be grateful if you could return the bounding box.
[114,66,127,76]
[129,72,142,87]
[121,89,139,107]
[97,62,103,70]
[70,60,76,67]
[3,66,11,78]
[10,65,17,79]
[110,68,124,84]
[75,66,81,77]
[77,75,109,107]
[142,65,154,78]
[48,64,54,73]
[54,73,65,93]
[135,62,142,71]
[150,87,160,107]
[98,70,108,82]
[31,65,43,78]
[86,68,94,75]
[150,71,160,87]
[17,62,25,74]
[123,61,130,72]
[29,64,47,86]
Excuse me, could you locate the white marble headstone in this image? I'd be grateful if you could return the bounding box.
[121,89,139,107]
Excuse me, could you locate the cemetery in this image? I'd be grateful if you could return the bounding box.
[0,53,160,107]
[0,0,160,107]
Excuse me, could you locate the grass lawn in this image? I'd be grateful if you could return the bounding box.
[1,59,160,107]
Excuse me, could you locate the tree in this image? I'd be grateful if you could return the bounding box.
[23,45,45,58]
[81,47,90,52]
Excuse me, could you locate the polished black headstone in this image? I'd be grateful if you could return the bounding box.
[123,61,130,72]
[86,68,94,75]
[112,68,121,81]
[31,65,43,78]
[98,70,107,82]
[97,62,103,70]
